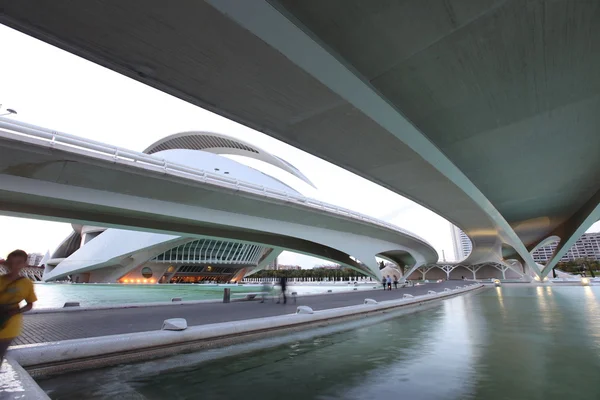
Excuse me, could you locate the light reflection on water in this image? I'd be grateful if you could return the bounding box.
[40,286,600,400]
[583,287,600,348]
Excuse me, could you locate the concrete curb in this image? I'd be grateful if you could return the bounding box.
[12,284,483,368]
[0,358,50,399]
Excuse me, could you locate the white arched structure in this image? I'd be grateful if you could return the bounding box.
[0,265,44,281]
[406,262,525,281]
[0,118,438,283]
[144,131,316,188]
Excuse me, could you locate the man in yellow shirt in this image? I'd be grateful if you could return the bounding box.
[0,250,37,365]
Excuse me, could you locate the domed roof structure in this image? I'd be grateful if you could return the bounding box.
[144,131,316,188]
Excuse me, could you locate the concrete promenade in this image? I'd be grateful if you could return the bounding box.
[17,281,465,346]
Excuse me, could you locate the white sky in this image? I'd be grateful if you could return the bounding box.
[0,24,598,266]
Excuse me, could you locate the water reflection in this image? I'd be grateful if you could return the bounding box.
[130,308,451,400]
[39,287,600,400]
[583,286,600,348]
[495,287,506,320]
[470,286,600,400]
[536,285,554,328]
[339,295,479,400]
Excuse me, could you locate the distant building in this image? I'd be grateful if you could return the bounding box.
[277,264,302,270]
[265,256,279,270]
[450,224,472,261]
[316,264,341,269]
[27,252,44,267]
[532,232,600,264]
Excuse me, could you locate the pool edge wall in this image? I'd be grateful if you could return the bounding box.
[12,284,485,378]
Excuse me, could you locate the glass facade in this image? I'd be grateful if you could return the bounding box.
[152,239,266,266]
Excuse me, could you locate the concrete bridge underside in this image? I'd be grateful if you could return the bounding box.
[1,1,599,278]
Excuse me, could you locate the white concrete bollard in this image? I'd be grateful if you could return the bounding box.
[162,318,187,331]
[403,294,414,299]
[427,290,436,295]
[364,298,378,305]
[296,306,314,314]
[171,297,183,302]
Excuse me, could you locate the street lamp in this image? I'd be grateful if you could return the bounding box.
[0,104,17,117]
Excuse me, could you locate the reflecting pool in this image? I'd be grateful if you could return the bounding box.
[39,286,600,399]
[32,282,378,309]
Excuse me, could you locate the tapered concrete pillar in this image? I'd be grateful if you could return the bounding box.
[401,262,423,282]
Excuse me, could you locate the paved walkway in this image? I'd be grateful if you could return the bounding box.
[16,281,466,346]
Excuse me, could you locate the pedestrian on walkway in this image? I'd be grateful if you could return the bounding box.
[0,250,37,366]
[260,281,272,303]
[393,275,399,289]
[386,275,392,290]
[382,277,386,290]
[277,276,288,304]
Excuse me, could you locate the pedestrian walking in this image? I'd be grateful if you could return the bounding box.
[277,276,288,304]
[386,275,392,290]
[382,277,386,290]
[260,281,272,303]
[393,275,399,289]
[0,250,37,366]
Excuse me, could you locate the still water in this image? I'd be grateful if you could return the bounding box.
[32,282,378,309]
[40,286,600,400]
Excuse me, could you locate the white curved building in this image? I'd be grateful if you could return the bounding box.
[37,131,434,284]
[43,132,314,283]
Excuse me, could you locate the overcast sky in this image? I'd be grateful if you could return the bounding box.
[0,24,598,266]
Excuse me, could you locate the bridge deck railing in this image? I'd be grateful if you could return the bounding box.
[0,117,430,245]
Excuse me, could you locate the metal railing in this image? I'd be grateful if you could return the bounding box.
[0,117,430,245]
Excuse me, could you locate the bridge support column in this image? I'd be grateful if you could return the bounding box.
[465,265,482,280]
[521,261,543,280]
[498,259,531,281]
[440,265,456,280]
[491,263,510,279]
[417,265,435,280]
[540,191,600,279]
[401,262,422,282]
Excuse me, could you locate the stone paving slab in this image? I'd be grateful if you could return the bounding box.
[16,281,466,346]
